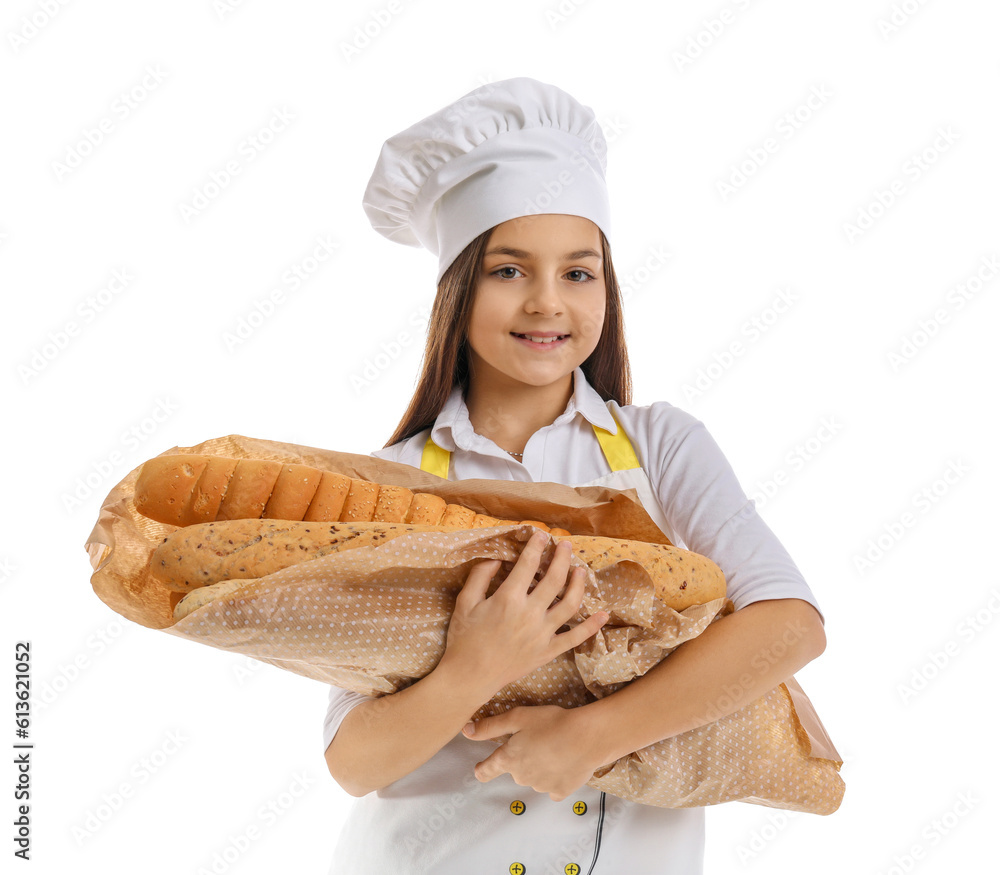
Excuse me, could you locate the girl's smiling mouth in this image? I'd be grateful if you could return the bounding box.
[511,332,570,348]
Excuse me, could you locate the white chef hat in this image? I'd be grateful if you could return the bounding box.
[362,76,611,286]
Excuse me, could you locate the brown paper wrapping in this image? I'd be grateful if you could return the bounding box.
[85,434,844,814]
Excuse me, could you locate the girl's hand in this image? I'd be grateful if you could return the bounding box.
[463,705,606,801]
[439,530,609,702]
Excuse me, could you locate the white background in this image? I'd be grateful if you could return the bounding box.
[2,0,998,872]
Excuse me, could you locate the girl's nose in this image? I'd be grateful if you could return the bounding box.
[523,277,563,314]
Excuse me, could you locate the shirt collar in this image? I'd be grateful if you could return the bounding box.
[430,366,619,452]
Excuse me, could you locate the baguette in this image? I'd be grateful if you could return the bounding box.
[153,519,726,619]
[134,455,571,536]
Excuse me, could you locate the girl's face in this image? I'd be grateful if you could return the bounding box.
[467,214,607,391]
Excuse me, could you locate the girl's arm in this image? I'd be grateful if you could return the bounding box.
[580,595,824,762]
[466,596,824,793]
[325,532,609,796]
[325,652,498,797]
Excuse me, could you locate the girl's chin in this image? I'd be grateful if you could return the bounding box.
[497,366,576,388]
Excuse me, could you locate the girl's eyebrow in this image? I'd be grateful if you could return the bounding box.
[484,246,602,261]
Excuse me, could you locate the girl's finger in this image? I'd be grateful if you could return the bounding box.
[454,558,501,610]
[531,539,575,605]
[546,566,587,627]
[549,609,610,657]
[495,531,547,595]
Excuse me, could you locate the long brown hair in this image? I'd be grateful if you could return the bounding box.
[383,225,633,449]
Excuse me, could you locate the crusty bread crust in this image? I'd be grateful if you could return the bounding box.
[135,454,571,536]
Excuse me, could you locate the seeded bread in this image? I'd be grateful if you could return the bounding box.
[154,518,727,620]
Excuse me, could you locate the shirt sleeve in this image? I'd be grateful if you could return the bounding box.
[322,684,373,753]
[649,406,824,623]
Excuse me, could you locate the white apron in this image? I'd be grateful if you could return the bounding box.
[329,406,705,874]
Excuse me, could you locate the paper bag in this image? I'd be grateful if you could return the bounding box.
[85,434,845,814]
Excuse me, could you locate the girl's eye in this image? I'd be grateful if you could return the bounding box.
[490,266,596,282]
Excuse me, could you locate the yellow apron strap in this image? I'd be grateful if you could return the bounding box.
[591,408,641,471]
[420,434,451,479]
[420,407,639,477]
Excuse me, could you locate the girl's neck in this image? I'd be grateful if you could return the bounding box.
[465,371,575,456]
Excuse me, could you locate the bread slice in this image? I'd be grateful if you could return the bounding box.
[340,479,380,521]
[263,464,323,520]
[189,457,239,522]
[439,504,475,527]
[134,456,210,526]
[302,471,352,522]
[217,460,282,520]
[405,493,447,525]
[372,484,415,522]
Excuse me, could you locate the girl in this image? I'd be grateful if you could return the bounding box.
[323,77,826,874]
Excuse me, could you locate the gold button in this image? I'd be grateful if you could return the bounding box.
[509,799,526,815]
[509,863,526,875]
[572,800,587,815]
[564,864,581,875]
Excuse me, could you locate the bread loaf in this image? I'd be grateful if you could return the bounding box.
[134,455,571,536]
[152,519,726,619]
